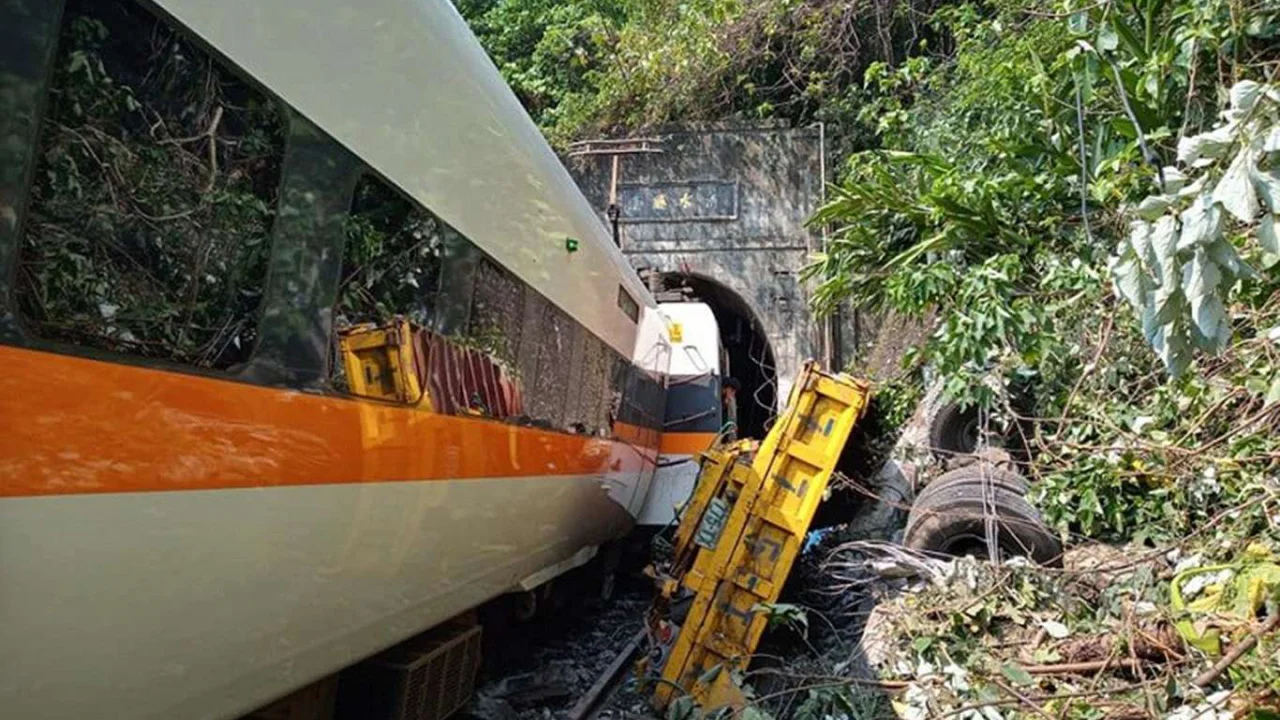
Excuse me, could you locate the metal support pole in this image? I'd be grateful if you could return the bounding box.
[566,137,665,252]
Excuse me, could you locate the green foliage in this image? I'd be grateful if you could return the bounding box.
[455,0,624,139]
[861,545,1280,718]
[336,177,444,326]
[791,685,891,720]
[871,372,925,431]
[807,150,1066,316]
[1031,294,1280,543]
[807,0,1280,405]
[458,0,1280,712]
[1112,81,1280,376]
[842,370,926,481]
[455,0,938,146]
[804,3,1087,406]
[459,0,1280,551]
[752,601,810,635]
[795,0,1280,548]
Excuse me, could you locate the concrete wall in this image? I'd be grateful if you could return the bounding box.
[565,123,827,404]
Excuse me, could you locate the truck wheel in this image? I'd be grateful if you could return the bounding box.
[905,481,1062,566]
[915,463,1028,503]
[928,402,984,458]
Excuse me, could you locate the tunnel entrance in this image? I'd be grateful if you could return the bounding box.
[654,273,777,440]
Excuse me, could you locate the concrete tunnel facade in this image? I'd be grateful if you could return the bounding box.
[565,122,847,412]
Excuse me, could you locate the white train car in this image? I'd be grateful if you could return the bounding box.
[0,0,706,718]
[636,302,725,526]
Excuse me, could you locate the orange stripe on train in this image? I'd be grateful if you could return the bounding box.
[658,432,718,455]
[0,346,655,497]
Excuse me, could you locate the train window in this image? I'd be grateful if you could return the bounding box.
[241,112,360,389]
[13,0,285,370]
[579,334,614,434]
[0,0,64,341]
[467,258,524,368]
[528,299,576,427]
[617,286,640,323]
[335,174,444,327]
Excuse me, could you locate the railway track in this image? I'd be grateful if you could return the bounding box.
[565,629,646,720]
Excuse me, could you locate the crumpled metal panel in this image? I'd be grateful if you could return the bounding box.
[406,325,523,419]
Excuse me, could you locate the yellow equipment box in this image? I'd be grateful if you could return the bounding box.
[337,319,430,408]
[647,361,871,712]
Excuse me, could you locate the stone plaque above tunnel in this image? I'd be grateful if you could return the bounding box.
[619,181,738,223]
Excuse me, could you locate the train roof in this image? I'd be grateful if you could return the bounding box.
[150,0,654,356]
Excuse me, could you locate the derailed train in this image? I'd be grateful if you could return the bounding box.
[0,0,728,718]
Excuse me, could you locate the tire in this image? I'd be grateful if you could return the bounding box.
[905,481,1063,566]
[928,402,985,458]
[915,463,1029,504]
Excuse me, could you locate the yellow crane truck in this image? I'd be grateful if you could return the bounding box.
[642,362,872,713]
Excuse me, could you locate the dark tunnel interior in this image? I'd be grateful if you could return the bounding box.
[657,273,777,440]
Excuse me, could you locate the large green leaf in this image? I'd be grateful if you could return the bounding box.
[1252,169,1280,213]
[1259,214,1280,255]
[1229,80,1265,116]
[1176,194,1221,254]
[1112,254,1147,310]
[1177,126,1234,165]
[1182,248,1229,351]
[1135,194,1172,219]
[1160,166,1189,193]
[1214,146,1261,222]
[1149,215,1179,286]
[1129,220,1156,270]
[1208,238,1255,280]
[1192,293,1230,351]
[1181,247,1222,301]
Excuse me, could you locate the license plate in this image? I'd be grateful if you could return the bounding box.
[694,497,730,550]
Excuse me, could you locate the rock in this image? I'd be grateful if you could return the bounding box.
[842,458,914,543]
[858,600,898,669]
[467,693,521,720]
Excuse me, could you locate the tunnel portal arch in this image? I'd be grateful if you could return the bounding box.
[566,124,832,421]
[654,272,778,440]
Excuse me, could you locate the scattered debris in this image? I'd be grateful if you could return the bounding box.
[672,379,1280,719]
[466,586,652,720]
[474,371,1280,720]
[494,672,574,709]
[566,630,646,720]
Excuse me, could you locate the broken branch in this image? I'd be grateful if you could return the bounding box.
[1193,611,1280,688]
